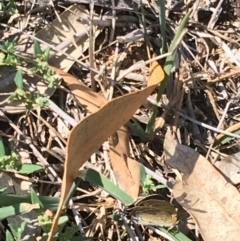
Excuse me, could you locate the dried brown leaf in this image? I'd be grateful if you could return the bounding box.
[47,61,164,241]
[50,66,107,112]
[164,129,240,241]
[109,125,140,198]
[215,152,240,185]
[51,67,140,197]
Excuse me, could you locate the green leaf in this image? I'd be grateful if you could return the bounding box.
[0,193,59,210]
[6,41,15,52]
[14,70,23,89]
[35,96,49,108]
[127,119,149,142]
[109,213,124,224]
[78,168,133,205]
[20,221,27,232]
[0,152,21,171]
[6,230,14,241]
[15,88,25,96]
[31,188,44,209]
[155,184,167,189]
[145,110,157,137]
[157,0,166,54]
[214,128,240,147]
[8,223,21,239]
[0,137,5,157]
[0,203,40,220]
[42,47,50,61]
[71,237,94,241]
[58,218,73,240]
[58,215,69,226]
[139,163,148,188]
[39,233,58,241]
[17,164,43,174]
[158,9,192,100]
[34,40,42,57]
[158,227,192,241]
[0,187,7,193]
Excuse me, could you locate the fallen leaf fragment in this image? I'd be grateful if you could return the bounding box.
[23,5,101,72]
[50,65,107,112]
[215,152,240,185]
[109,125,140,198]
[164,129,240,241]
[47,61,164,241]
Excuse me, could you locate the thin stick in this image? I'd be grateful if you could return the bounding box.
[89,0,97,90]
[0,23,100,74]
[160,104,240,139]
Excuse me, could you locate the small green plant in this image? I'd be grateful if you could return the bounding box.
[139,164,166,194]
[8,69,49,109]
[34,188,54,233]
[58,224,79,241]
[0,38,21,66]
[31,41,57,89]
[38,212,78,240]
[0,0,18,16]
[0,39,57,109]
[0,151,21,171]
[0,138,20,171]
[141,174,165,194]
[38,211,54,234]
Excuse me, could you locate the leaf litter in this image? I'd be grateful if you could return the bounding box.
[164,129,240,241]
[0,1,239,241]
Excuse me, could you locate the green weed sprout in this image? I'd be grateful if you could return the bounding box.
[0,152,21,171]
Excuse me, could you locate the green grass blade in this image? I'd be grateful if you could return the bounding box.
[0,203,40,220]
[33,40,43,57]
[17,164,43,174]
[140,0,150,55]
[158,227,192,241]
[158,0,166,54]
[71,237,94,241]
[146,9,192,136]
[6,230,14,241]
[0,137,5,157]
[0,193,59,210]
[78,168,133,205]
[31,187,44,209]
[63,177,82,208]
[14,70,23,89]
[145,108,157,136]
[157,9,192,100]
[0,187,7,193]
[8,222,23,240]
[151,11,193,241]
[127,119,149,142]
[139,163,148,187]
[214,128,240,146]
